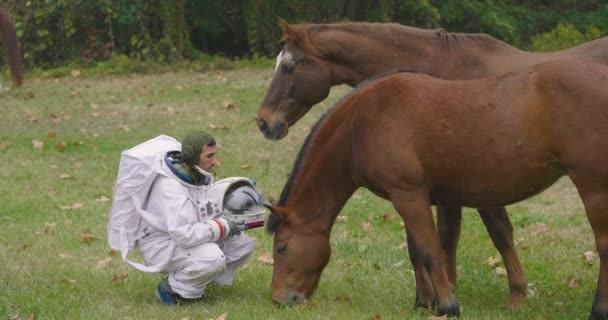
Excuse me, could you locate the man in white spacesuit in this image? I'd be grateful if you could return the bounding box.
[135,131,256,304]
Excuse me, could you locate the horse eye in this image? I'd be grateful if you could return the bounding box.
[282,64,295,73]
[277,244,287,255]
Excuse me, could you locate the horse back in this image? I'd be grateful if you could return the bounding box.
[348,59,608,207]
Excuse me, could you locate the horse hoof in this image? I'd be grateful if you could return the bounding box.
[506,292,526,310]
[414,297,436,310]
[438,303,460,318]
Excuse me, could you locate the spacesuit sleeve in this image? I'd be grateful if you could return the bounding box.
[148,176,219,248]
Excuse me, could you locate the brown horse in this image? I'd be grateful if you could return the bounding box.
[265,60,608,319]
[0,6,23,88]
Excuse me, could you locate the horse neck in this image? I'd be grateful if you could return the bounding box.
[284,108,358,232]
[313,23,521,84]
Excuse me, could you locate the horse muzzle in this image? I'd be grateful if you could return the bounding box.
[257,117,288,140]
[272,288,307,306]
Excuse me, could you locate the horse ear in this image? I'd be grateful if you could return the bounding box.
[278,18,297,42]
[265,204,288,234]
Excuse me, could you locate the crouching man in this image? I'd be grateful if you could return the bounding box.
[108,131,265,304]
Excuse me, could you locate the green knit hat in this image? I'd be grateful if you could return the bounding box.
[181,131,216,167]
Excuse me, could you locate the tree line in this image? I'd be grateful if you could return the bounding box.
[1,0,607,70]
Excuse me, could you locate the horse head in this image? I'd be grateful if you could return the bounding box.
[265,203,331,305]
[257,19,332,140]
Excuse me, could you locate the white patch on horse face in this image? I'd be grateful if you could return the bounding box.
[274,49,294,72]
[275,50,283,72]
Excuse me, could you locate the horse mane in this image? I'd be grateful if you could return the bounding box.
[0,6,23,87]
[277,68,414,207]
[291,22,512,57]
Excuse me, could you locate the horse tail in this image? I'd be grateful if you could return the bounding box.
[0,7,23,87]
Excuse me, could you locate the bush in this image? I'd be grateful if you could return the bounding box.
[531,23,602,51]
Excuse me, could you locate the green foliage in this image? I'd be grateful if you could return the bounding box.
[1,1,607,69]
[532,23,602,51]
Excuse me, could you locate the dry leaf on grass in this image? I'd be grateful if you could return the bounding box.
[334,296,352,304]
[95,196,111,202]
[335,216,348,223]
[568,279,579,288]
[112,273,128,282]
[486,256,501,267]
[59,203,84,210]
[32,140,44,150]
[257,252,274,265]
[96,257,112,270]
[495,267,507,275]
[361,222,372,232]
[584,251,596,265]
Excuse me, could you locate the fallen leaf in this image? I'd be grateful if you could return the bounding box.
[257,252,274,265]
[334,296,352,304]
[79,231,98,242]
[495,267,507,275]
[32,140,44,150]
[369,315,381,320]
[112,273,128,282]
[60,277,76,284]
[486,256,501,267]
[95,196,111,202]
[336,216,348,223]
[208,124,228,130]
[568,279,579,288]
[381,214,396,222]
[96,257,112,270]
[71,69,81,77]
[59,174,72,179]
[45,222,57,228]
[361,222,372,232]
[59,203,84,210]
[225,103,235,110]
[584,251,596,265]
[240,164,252,170]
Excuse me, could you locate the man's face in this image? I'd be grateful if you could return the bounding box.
[198,144,219,172]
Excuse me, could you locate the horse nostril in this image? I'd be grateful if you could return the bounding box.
[258,119,268,133]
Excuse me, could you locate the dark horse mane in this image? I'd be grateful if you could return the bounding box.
[0,6,23,87]
[290,21,510,57]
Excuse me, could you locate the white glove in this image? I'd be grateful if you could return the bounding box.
[210,218,241,241]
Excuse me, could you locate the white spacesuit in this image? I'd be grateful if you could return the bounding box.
[108,134,264,301]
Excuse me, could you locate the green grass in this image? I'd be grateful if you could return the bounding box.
[0,67,597,320]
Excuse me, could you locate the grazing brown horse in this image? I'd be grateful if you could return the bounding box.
[265,60,608,319]
[257,20,608,309]
[0,6,23,88]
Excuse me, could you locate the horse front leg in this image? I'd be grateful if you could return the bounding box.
[436,205,462,288]
[393,193,459,317]
[405,229,436,309]
[477,207,528,310]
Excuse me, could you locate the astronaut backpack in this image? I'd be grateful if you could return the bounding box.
[107,134,182,273]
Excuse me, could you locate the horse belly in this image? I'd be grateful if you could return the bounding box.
[429,162,564,208]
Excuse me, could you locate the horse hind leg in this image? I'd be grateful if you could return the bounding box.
[477,207,528,310]
[569,173,608,320]
[436,205,463,288]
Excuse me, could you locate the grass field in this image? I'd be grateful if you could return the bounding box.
[0,66,597,320]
